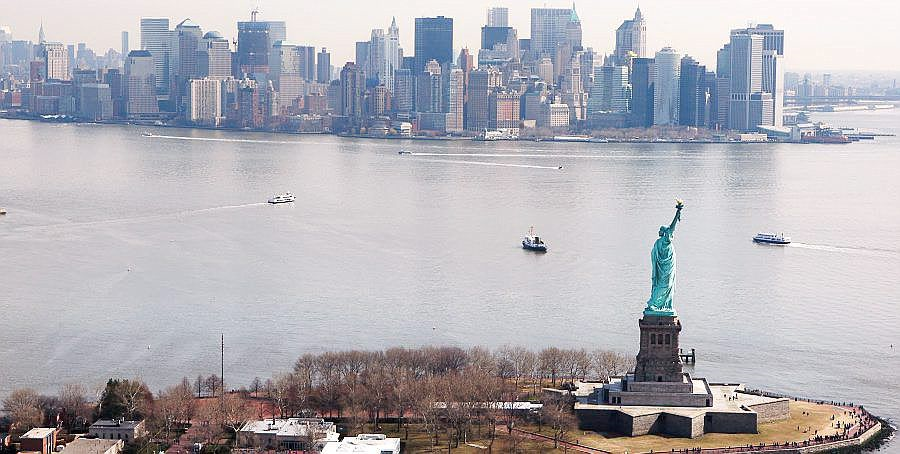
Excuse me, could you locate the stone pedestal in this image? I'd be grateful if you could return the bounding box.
[634,314,684,383]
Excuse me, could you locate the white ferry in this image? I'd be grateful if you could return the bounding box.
[753,232,791,245]
[268,192,296,204]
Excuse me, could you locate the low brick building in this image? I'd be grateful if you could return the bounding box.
[20,428,59,454]
[88,419,147,442]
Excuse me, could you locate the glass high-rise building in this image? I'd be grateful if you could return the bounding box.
[317,48,331,83]
[614,7,646,63]
[530,6,581,59]
[414,16,453,74]
[140,18,171,97]
[630,57,655,127]
[653,47,681,126]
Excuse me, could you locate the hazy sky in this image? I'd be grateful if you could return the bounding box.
[3,0,897,72]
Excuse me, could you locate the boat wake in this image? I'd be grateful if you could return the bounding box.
[9,202,269,234]
[407,152,680,160]
[411,158,562,170]
[788,242,900,258]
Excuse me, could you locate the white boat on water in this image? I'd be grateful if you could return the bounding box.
[522,226,548,252]
[268,192,296,204]
[753,232,791,245]
[0,207,6,215]
[141,131,153,137]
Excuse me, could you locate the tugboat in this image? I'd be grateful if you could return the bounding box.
[522,226,548,252]
[267,192,296,204]
[753,232,791,245]
[398,150,411,155]
[0,207,6,215]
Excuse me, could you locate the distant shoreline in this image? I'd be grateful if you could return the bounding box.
[0,112,879,145]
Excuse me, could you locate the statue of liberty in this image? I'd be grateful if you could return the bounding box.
[645,200,684,316]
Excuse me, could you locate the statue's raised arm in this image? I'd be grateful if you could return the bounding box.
[669,199,684,233]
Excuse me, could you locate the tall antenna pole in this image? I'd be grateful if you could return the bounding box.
[221,333,225,409]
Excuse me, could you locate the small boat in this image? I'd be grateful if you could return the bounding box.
[753,232,791,245]
[557,165,564,170]
[141,131,153,137]
[398,150,411,155]
[522,226,547,252]
[0,208,6,215]
[268,192,296,204]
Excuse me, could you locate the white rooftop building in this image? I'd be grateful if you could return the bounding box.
[237,418,339,452]
[321,434,401,454]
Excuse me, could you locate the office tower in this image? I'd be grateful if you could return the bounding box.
[728,24,784,130]
[124,50,159,118]
[530,6,581,59]
[317,48,331,83]
[414,16,453,74]
[67,44,76,76]
[78,83,113,121]
[615,7,647,63]
[537,58,553,84]
[489,90,521,130]
[487,7,509,27]
[579,49,596,93]
[340,62,365,126]
[393,68,414,118]
[295,45,316,82]
[630,57,655,127]
[38,23,45,44]
[416,59,442,113]
[140,18,171,97]
[104,69,126,118]
[479,25,519,66]
[588,64,630,118]
[0,25,12,43]
[457,48,473,85]
[173,19,203,110]
[366,18,400,90]
[199,31,231,79]
[121,31,129,57]
[465,67,502,132]
[447,68,464,133]
[237,12,285,75]
[41,42,69,80]
[678,56,710,127]
[188,78,222,126]
[714,44,731,129]
[728,32,762,131]
[762,50,784,126]
[653,47,681,126]
[271,42,304,112]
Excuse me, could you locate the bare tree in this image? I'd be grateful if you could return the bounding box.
[541,394,576,449]
[58,384,89,430]
[3,389,43,433]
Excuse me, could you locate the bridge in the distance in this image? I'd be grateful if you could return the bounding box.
[785,95,900,105]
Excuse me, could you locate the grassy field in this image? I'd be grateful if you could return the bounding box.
[547,400,852,453]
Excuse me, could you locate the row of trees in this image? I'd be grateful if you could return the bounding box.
[3,346,633,451]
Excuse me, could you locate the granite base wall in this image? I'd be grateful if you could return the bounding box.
[615,391,711,407]
[704,410,758,434]
[747,398,791,423]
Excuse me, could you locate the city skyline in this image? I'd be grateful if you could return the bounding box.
[2,0,897,72]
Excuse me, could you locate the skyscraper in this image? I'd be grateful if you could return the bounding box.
[447,68,465,133]
[588,64,630,118]
[367,19,401,90]
[614,7,647,63]
[188,78,222,126]
[173,18,203,110]
[237,12,286,75]
[41,42,68,80]
[340,62,365,126]
[316,48,331,83]
[414,16,453,74]
[653,47,681,126]
[140,18,171,98]
[486,7,509,27]
[465,67,502,132]
[630,57,655,127]
[271,41,304,112]
[678,56,710,127]
[199,31,231,80]
[728,32,763,131]
[530,6,581,59]
[125,49,159,118]
[392,68,414,118]
[121,31,129,58]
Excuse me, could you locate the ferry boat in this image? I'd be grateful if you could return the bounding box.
[522,227,547,252]
[267,192,296,204]
[141,131,153,137]
[753,232,791,245]
[0,207,6,215]
[398,150,411,155]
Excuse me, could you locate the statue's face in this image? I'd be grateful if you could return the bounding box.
[659,226,666,237]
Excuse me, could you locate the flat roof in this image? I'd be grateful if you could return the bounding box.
[240,418,335,438]
[90,420,143,430]
[22,428,56,439]
[321,435,400,454]
[61,438,121,454]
